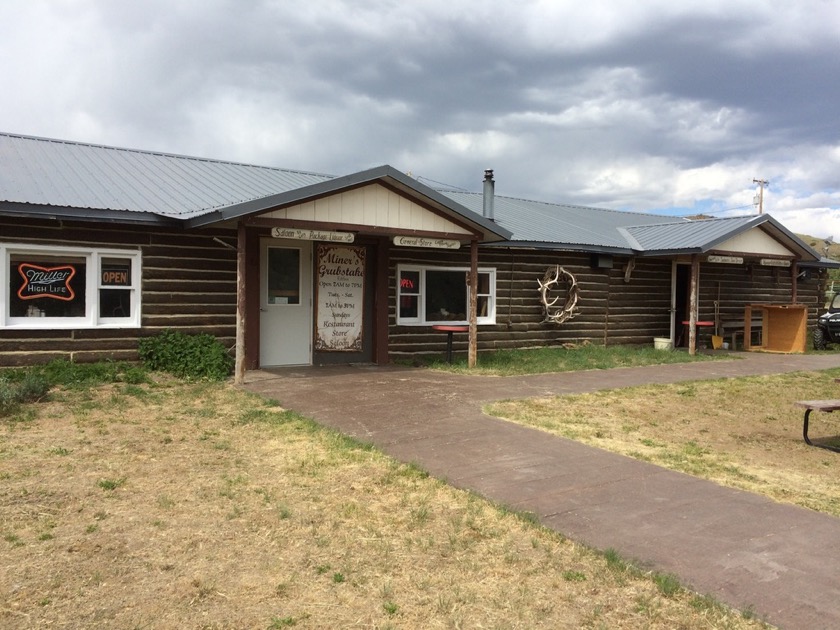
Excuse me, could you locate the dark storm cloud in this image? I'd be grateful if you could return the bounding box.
[0,0,838,236]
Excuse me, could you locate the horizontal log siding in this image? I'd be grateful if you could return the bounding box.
[387,249,824,359]
[695,263,823,335]
[387,248,646,358]
[0,217,237,366]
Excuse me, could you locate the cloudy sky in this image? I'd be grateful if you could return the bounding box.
[2,0,839,239]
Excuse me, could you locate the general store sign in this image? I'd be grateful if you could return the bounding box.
[17,263,76,301]
[760,258,791,267]
[271,227,354,243]
[393,236,461,249]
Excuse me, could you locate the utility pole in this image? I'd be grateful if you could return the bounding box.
[753,178,768,214]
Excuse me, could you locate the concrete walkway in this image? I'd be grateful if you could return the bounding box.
[243,352,840,629]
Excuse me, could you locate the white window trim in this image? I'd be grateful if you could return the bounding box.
[1,243,142,330]
[397,264,496,326]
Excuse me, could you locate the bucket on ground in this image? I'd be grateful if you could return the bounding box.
[653,337,673,351]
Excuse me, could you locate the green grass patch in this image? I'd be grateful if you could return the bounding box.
[415,344,726,376]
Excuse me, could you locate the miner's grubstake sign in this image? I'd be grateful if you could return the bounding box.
[314,244,365,352]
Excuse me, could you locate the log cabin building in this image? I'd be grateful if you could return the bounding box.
[0,132,835,379]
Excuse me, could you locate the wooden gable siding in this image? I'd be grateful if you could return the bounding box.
[261,183,473,235]
[0,217,238,366]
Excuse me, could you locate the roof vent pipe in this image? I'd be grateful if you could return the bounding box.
[483,169,495,221]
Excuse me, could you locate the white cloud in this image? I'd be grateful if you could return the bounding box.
[0,0,838,237]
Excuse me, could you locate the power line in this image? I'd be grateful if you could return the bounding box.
[415,175,470,192]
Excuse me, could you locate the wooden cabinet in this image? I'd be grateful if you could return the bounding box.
[745,304,807,353]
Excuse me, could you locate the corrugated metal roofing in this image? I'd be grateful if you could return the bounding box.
[0,131,824,262]
[0,132,335,219]
[441,190,685,251]
[621,215,763,253]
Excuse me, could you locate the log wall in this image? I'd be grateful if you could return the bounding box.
[0,217,238,366]
[387,247,825,359]
[1,218,826,367]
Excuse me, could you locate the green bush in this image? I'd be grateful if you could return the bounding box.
[0,378,19,416]
[0,371,50,417]
[138,330,233,381]
[16,371,50,402]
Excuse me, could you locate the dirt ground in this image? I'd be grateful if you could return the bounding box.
[1,378,767,629]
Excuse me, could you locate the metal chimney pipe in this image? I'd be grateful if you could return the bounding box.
[483,169,495,221]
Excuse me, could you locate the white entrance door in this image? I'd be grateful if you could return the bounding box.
[260,239,312,366]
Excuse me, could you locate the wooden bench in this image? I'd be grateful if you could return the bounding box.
[794,380,840,451]
[720,319,763,350]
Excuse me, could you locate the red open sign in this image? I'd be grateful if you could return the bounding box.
[101,266,130,286]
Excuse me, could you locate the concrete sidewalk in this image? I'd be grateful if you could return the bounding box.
[243,352,840,629]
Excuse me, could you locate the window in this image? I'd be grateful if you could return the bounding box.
[266,247,301,305]
[1,244,141,329]
[397,265,495,325]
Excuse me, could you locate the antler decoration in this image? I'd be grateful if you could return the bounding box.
[537,265,580,325]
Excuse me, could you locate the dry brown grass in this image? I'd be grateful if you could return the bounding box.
[488,369,840,517]
[0,376,770,629]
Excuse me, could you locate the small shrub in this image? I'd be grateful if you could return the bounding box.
[0,379,20,416]
[0,370,51,417]
[16,371,50,403]
[138,330,233,381]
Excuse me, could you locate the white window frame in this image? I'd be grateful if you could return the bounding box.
[396,264,496,326]
[1,243,142,329]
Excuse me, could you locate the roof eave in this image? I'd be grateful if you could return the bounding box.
[482,240,636,255]
[0,201,181,227]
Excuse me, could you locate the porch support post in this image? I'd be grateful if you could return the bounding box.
[234,220,247,384]
[688,254,700,356]
[468,239,478,368]
[791,261,798,303]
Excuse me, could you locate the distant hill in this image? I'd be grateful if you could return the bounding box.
[797,234,840,261]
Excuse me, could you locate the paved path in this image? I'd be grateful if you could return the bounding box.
[243,353,840,629]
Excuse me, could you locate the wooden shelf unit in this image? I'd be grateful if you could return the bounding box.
[744,304,807,354]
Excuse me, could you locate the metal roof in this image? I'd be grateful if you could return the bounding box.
[0,132,511,241]
[0,132,335,220]
[443,190,685,252]
[621,215,764,254]
[0,131,824,261]
[441,191,822,261]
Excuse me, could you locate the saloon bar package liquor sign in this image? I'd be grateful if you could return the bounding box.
[314,244,365,351]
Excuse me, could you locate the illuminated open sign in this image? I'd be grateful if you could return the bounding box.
[101,265,131,286]
[17,263,76,301]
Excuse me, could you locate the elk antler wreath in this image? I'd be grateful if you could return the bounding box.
[537,265,580,325]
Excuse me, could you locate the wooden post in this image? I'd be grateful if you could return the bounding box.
[468,239,478,368]
[688,255,700,356]
[234,221,247,384]
[791,261,798,304]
